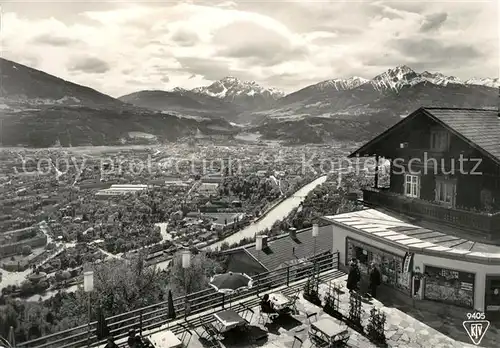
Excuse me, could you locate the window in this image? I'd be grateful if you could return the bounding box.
[354,246,369,264]
[430,131,449,151]
[435,180,455,206]
[404,175,419,198]
[480,189,493,208]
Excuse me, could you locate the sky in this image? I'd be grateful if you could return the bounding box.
[0,0,498,97]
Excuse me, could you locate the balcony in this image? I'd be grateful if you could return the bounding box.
[362,188,500,238]
[16,253,340,348]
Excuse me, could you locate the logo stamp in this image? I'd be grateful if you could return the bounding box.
[463,312,490,346]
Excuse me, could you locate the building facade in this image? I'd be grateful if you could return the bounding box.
[327,107,500,316]
[325,209,500,313]
[352,107,500,242]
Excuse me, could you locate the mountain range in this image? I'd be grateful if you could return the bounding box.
[0,57,498,147]
[122,65,498,142]
[0,58,236,147]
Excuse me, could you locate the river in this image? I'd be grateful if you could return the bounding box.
[205,175,327,250]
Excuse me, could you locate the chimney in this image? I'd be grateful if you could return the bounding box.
[289,228,297,239]
[261,235,268,249]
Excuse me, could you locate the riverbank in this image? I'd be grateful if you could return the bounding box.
[252,175,322,223]
[206,175,327,250]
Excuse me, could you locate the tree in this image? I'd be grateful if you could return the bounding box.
[22,245,32,256]
[168,252,223,297]
[60,253,169,318]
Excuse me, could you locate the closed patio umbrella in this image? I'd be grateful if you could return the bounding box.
[7,326,15,348]
[96,307,109,340]
[167,289,176,320]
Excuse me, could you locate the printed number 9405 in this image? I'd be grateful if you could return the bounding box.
[467,312,486,320]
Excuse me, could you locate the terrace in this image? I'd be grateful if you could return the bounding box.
[16,253,344,348]
[11,249,489,348]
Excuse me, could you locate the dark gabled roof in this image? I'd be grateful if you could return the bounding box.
[243,225,333,271]
[349,107,500,165]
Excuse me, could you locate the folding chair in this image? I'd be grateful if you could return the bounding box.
[288,292,301,315]
[292,335,304,348]
[258,307,279,325]
[309,334,329,348]
[197,317,222,341]
[180,328,193,347]
[238,303,255,324]
[305,312,317,325]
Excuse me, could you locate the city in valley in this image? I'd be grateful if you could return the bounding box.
[1,1,499,348]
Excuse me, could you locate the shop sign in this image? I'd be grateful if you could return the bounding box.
[402,252,413,273]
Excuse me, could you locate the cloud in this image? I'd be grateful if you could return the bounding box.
[175,56,232,81]
[68,57,111,74]
[31,33,81,47]
[170,28,200,47]
[0,1,496,97]
[213,21,307,66]
[391,38,481,64]
[420,12,448,32]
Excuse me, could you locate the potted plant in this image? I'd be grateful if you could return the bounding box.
[303,278,321,306]
[366,307,386,345]
[322,293,341,319]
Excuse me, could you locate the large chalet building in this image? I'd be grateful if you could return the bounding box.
[323,107,500,316]
[355,107,500,242]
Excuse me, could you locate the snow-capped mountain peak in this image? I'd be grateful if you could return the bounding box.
[170,87,188,94]
[191,76,284,107]
[465,77,500,88]
[420,71,462,86]
[315,76,369,91]
[370,65,419,91]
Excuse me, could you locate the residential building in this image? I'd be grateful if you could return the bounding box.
[95,184,149,197]
[353,107,500,242]
[197,182,219,196]
[223,225,334,276]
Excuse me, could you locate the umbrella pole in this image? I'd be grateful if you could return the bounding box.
[87,292,91,348]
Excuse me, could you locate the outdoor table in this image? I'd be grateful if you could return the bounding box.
[213,309,247,333]
[309,318,349,346]
[148,330,183,348]
[269,292,293,312]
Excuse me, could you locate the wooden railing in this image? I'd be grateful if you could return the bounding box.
[16,251,339,348]
[362,188,500,235]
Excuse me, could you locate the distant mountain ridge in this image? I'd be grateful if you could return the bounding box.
[191,76,284,109]
[244,65,498,143]
[0,58,120,108]
[119,65,499,144]
[2,57,498,146]
[0,58,235,147]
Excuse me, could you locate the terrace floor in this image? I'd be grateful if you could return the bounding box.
[120,274,492,348]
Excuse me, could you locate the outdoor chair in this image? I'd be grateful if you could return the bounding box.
[258,302,279,325]
[180,328,193,347]
[309,333,330,348]
[292,335,304,348]
[306,312,317,325]
[197,317,222,341]
[288,292,300,314]
[238,303,255,324]
[332,331,350,346]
